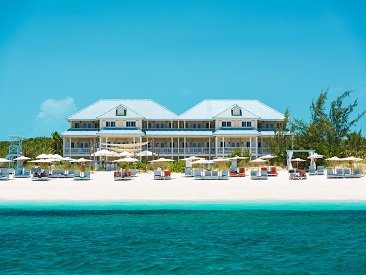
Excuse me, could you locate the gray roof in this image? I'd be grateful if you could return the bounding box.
[180,100,284,120]
[68,99,178,120]
[213,104,260,119]
[145,129,213,137]
[260,130,292,137]
[61,130,99,137]
[213,128,260,136]
[98,128,145,136]
[97,104,144,119]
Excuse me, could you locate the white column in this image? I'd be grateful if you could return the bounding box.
[178,137,180,159]
[215,136,218,158]
[249,137,252,160]
[208,137,211,159]
[171,137,173,159]
[222,137,225,157]
[69,138,72,157]
[261,137,263,155]
[139,136,142,162]
[255,136,258,159]
[184,137,186,157]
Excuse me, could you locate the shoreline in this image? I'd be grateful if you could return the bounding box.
[0,170,365,202]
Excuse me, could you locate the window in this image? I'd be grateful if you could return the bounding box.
[71,142,75,148]
[246,142,250,147]
[88,123,91,128]
[206,123,209,128]
[106,121,116,127]
[242,121,252,128]
[258,142,261,148]
[197,124,201,128]
[116,107,126,116]
[222,121,232,127]
[74,123,80,129]
[156,124,159,129]
[95,123,99,129]
[148,123,152,128]
[265,123,274,129]
[231,108,242,116]
[258,123,262,129]
[126,121,136,127]
[185,123,189,128]
[160,124,164,128]
[193,123,196,128]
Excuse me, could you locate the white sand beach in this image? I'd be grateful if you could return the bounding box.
[0,170,365,201]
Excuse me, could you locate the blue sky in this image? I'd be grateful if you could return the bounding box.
[1,0,366,141]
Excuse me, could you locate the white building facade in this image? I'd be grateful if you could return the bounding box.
[61,99,285,159]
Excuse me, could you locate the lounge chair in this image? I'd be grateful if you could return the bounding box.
[130,168,137,177]
[238,167,246,177]
[343,168,352,178]
[154,170,164,180]
[194,169,203,180]
[32,171,49,181]
[308,166,317,175]
[327,168,340,179]
[50,170,59,178]
[203,170,212,180]
[67,169,75,178]
[352,168,362,178]
[317,166,325,175]
[250,170,261,180]
[229,167,237,177]
[74,171,91,181]
[220,170,229,180]
[164,170,171,180]
[336,168,344,178]
[184,168,194,177]
[211,170,219,180]
[268,166,278,177]
[13,168,23,178]
[289,171,298,180]
[0,170,10,181]
[73,171,81,180]
[260,170,269,180]
[114,170,131,181]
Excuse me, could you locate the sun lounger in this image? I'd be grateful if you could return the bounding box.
[211,170,219,180]
[268,166,278,176]
[130,168,137,177]
[343,168,352,178]
[203,170,212,179]
[229,167,237,177]
[219,170,229,180]
[114,170,131,181]
[67,169,75,178]
[73,171,81,180]
[327,168,342,179]
[238,167,245,177]
[317,166,325,175]
[0,170,10,180]
[14,168,31,178]
[336,168,344,178]
[154,170,164,180]
[308,166,317,175]
[250,170,261,180]
[32,171,49,181]
[194,169,203,180]
[351,168,362,178]
[289,170,306,180]
[260,170,268,180]
[164,170,171,180]
[74,171,91,180]
[185,168,194,177]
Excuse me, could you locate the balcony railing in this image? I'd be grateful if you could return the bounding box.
[64,147,272,157]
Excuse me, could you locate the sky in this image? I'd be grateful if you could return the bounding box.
[1,0,366,141]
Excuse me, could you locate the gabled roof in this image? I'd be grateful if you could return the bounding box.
[179,100,284,120]
[213,104,260,119]
[97,104,144,119]
[68,99,178,120]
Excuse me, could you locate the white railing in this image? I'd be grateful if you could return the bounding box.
[64,146,272,157]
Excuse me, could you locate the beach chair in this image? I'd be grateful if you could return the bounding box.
[154,170,164,180]
[82,171,91,180]
[229,167,237,177]
[50,170,59,178]
[317,166,325,175]
[203,170,212,180]
[164,170,171,180]
[211,170,219,180]
[23,170,31,178]
[184,168,194,177]
[194,169,203,180]
[67,169,75,178]
[73,171,81,180]
[326,169,338,179]
[220,170,229,180]
[0,169,10,181]
[289,171,298,180]
[343,168,352,178]
[308,166,317,175]
[268,166,278,176]
[130,168,137,177]
[14,168,23,178]
[250,170,261,180]
[351,168,362,178]
[260,170,268,180]
[32,172,49,181]
[238,167,246,177]
[336,168,344,178]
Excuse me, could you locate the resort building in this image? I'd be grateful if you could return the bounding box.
[61,99,285,159]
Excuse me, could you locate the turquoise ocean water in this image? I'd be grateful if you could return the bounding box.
[1,201,366,273]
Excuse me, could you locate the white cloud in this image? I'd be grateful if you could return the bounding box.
[37,97,77,121]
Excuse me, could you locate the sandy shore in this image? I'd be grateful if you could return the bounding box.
[0,170,365,201]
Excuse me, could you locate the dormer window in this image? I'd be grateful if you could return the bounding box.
[231,107,242,116]
[116,107,126,116]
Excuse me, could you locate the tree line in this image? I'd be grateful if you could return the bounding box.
[269,89,366,165]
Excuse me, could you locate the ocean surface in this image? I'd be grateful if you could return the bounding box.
[1,201,366,274]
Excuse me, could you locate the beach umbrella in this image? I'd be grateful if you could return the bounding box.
[14,156,31,161]
[181,156,203,161]
[326,156,343,172]
[36,153,50,159]
[136,150,155,157]
[260,155,277,160]
[92,149,120,157]
[71,158,93,163]
[250,158,267,172]
[191,159,214,171]
[290,158,306,170]
[114,157,138,163]
[211,157,230,172]
[307,153,323,168]
[342,156,362,173]
[119,151,134,157]
[150,157,174,163]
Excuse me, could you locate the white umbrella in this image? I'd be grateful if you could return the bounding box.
[150,157,174,163]
[137,150,155,157]
[326,156,343,172]
[260,155,277,160]
[114,157,138,163]
[119,151,134,157]
[181,156,203,161]
[308,153,323,168]
[14,156,31,161]
[92,149,120,157]
[36,153,50,159]
[0,158,12,163]
[229,156,249,160]
[290,158,306,170]
[191,159,214,164]
[250,158,267,173]
[71,158,93,163]
[342,156,362,173]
